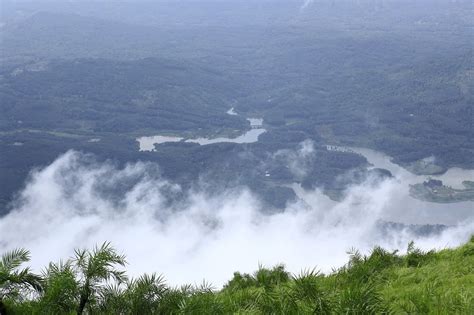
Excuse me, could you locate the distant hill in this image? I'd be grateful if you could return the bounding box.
[1,12,172,62]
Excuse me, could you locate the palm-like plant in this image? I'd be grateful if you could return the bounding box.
[335,282,392,315]
[126,273,168,314]
[176,281,227,314]
[155,284,193,314]
[99,273,169,314]
[97,283,127,314]
[39,260,79,314]
[0,248,42,315]
[73,242,127,315]
[291,269,331,314]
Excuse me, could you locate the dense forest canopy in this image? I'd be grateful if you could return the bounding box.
[1,0,472,212]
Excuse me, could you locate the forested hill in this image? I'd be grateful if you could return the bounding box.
[1,0,473,213]
[2,1,472,171]
[1,237,473,314]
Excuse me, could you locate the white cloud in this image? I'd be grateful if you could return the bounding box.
[273,139,315,180]
[300,0,314,11]
[0,150,472,287]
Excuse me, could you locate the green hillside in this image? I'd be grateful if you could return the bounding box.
[1,237,473,314]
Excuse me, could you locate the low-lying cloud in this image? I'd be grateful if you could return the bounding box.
[0,150,472,287]
[273,139,315,180]
[300,0,314,11]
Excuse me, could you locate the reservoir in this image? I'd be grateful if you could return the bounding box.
[348,147,474,225]
[137,112,266,151]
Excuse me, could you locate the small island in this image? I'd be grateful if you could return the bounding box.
[403,158,446,176]
[410,179,474,203]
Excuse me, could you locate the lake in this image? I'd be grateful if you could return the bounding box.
[137,110,266,151]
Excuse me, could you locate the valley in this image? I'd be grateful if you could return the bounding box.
[0,1,473,312]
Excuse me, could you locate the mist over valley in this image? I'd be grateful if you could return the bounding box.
[0,1,472,312]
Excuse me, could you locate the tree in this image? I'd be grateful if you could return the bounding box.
[73,242,127,315]
[0,248,42,315]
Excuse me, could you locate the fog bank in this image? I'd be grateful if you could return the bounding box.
[0,150,472,286]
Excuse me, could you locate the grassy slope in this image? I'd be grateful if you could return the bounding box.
[4,238,474,314]
[213,239,474,314]
[380,242,474,314]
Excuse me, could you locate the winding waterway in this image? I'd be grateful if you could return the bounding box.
[308,146,474,225]
[137,111,266,151]
[184,128,265,146]
[349,147,474,189]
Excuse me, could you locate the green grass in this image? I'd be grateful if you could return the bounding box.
[380,241,474,314]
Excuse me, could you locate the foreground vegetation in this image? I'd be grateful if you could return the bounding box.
[1,237,473,314]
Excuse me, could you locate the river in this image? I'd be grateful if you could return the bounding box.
[309,146,474,225]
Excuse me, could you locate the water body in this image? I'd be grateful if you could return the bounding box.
[185,128,266,145]
[137,127,266,151]
[137,135,184,152]
[293,145,473,225]
[137,109,266,151]
[349,147,474,189]
[347,147,474,225]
